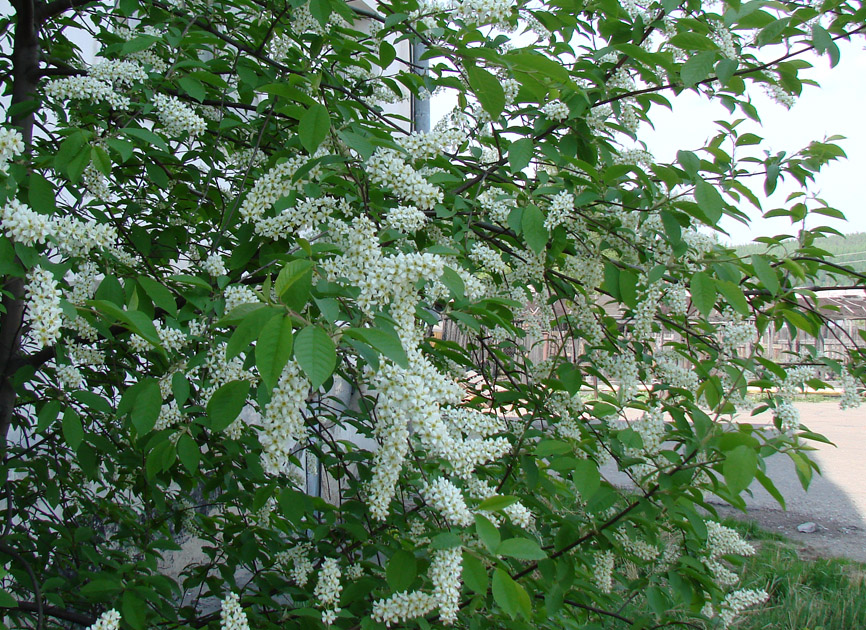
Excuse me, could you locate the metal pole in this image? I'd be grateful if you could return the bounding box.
[411,40,430,133]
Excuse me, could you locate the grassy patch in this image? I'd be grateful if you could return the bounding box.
[729,521,866,630]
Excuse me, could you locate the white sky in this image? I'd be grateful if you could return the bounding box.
[640,38,866,244]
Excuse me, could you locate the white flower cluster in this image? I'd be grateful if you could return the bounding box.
[89,59,148,87]
[465,476,534,528]
[703,520,755,585]
[277,543,314,586]
[385,205,428,233]
[593,550,615,593]
[469,242,508,275]
[45,75,131,109]
[25,267,63,349]
[57,363,85,389]
[541,99,569,121]
[0,199,116,256]
[632,281,662,342]
[773,399,800,434]
[764,83,795,109]
[202,253,227,276]
[429,547,462,624]
[260,359,309,475]
[367,149,443,210]
[0,127,24,174]
[477,189,515,224]
[597,352,640,402]
[314,558,343,625]
[612,148,653,167]
[373,590,436,626]
[544,191,575,230]
[718,311,754,355]
[86,609,121,630]
[711,20,737,60]
[83,163,110,201]
[502,77,520,106]
[840,367,862,410]
[455,0,514,27]
[423,477,474,527]
[256,195,346,240]
[718,588,768,627]
[664,283,689,316]
[152,94,207,137]
[654,350,699,392]
[238,157,306,228]
[399,127,466,160]
[224,285,258,313]
[220,592,250,630]
[154,400,183,431]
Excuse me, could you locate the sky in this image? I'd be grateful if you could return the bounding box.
[639,38,866,244]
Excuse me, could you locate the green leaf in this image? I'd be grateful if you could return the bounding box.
[498,538,547,560]
[690,271,716,316]
[755,469,785,509]
[506,52,569,82]
[343,327,408,368]
[81,577,122,600]
[294,325,337,390]
[28,172,56,212]
[62,409,84,451]
[521,205,547,254]
[299,104,331,154]
[440,266,465,298]
[715,279,751,317]
[122,589,147,630]
[477,495,518,511]
[227,306,281,360]
[462,553,488,595]
[571,459,601,498]
[0,589,17,608]
[669,32,717,51]
[751,255,780,296]
[681,51,716,87]
[475,514,500,552]
[275,259,313,311]
[694,180,724,225]
[723,444,757,494]
[465,62,505,119]
[386,549,417,591]
[378,40,396,69]
[131,379,162,434]
[508,138,534,173]
[36,399,61,433]
[121,127,170,152]
[176,434,200,473]
[177,76,206,102]
[256,314,294,390]
[492,569,531,620]
[207,380,251,431]
[138,276,177,316]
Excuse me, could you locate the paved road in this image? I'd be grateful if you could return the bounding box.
[604,402,866,561]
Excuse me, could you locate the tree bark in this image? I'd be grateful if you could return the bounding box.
[1,0,40,451]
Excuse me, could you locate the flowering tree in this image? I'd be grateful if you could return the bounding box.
[1,0,865,628]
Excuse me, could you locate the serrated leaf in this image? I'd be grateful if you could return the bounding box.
[343,327,408,368]
[122,589,147,630]
[681,51,716,87]
[498,538,547,560]
[28,172,56,212]
[477,495,518,511]
[256,314,294,390]
[465,62,505,119]
[207,380,251,431]
[440,266,465,298]
[508,138,534,173]
[0,589,16,608]
[723,444,757,494]
[294,325,336,390]
[571,459,601,498]
[131,379,162,434]
[275,259,313,311]
[386,549,417,591]
[62,409,84,451]
[36,399,61,433]
[227,306,281,360]
[462,553,488,595]
[299,104,330,154]
[521,205,547,254]
[138,276,177,316]
[716,279,751,317]
[492,569,531,620]
[176,434,200,473]
[694,179,724,225]
[475,514,500,552]
[690,271,716,316]
[751,254,780,296]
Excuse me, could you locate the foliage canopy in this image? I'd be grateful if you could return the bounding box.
[1,0,865,628]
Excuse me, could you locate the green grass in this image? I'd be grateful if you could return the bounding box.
[727,520,866,630]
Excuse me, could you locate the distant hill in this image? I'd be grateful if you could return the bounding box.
[735,232,866,285]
